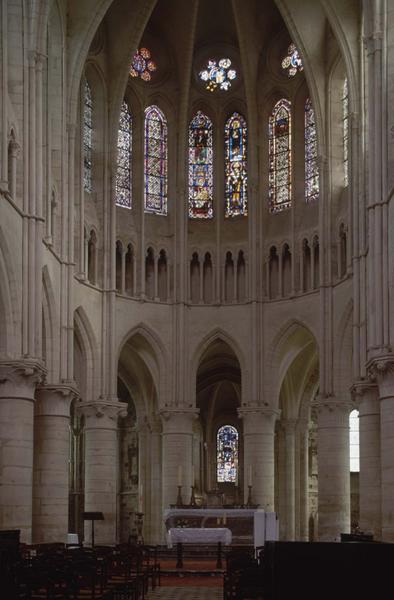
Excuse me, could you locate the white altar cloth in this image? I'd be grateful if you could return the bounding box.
[167,527,232,548]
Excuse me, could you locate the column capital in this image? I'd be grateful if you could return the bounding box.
[35,383,79,417]
[238,406,280,433]
[350,380,379,409]
[367,355,394,398]
[313,395,353,426]
[76,400,128,429]
[280,418,298,434]
[0,359,46,398]
[159,408,199,432]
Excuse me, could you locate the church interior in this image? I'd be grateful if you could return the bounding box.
[1,0,394,597]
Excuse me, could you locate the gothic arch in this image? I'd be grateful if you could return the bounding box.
[0,226,17,356]
[73,305,100,402]
[42,266,60,383]
[266,318,319,409]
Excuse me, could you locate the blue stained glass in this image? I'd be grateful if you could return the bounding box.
[144,106,167,215]
[281,43,303,77]
[217,425,238,483]
[116,101,132,208]
[269,99,292,213]
[304,98,319,203]
[189,111,213,219]
[225,112,247,217]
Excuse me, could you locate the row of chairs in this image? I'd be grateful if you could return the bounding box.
[12,542,161,600]
[223,548,264,600]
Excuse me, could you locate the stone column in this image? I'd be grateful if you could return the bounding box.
[368,358,394,541]
[160,410,197,515]
[282,419,296,540]
[298,420,310,541]
[32,384,77,543]
[239,408,279,511]
[315,397,351,541]
[0,360,45,542]
[352,381,381,539]
[77,401,127,545]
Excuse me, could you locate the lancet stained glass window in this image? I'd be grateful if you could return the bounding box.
[83,80,92,192]
[217,425,238,483]
[269,99,292,213]
[188,111,213,219]
[115,101,132,208]
[225,112,247,217]
[305,98,319,203]
[144,105,168,215]
[349,409,359,472]
[343,78,349,186]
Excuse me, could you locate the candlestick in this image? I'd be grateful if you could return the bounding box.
[176,485,183,507]
[177,465,183,486]
[191,464,195,486]
[138,483,143,513]
[223,513,227,525]
[248,465,253,487]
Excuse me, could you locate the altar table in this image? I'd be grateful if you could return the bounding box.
[167,527,232,568]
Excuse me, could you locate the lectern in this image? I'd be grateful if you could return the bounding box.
[82,512,104,547]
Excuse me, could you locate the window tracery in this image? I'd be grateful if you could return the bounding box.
[225,112,247,218]
[83,80,92,192]
[305,98,319,203]
[269,99,292,213]
[130,48,157,81]
[188,111,213,219]
[281,43,303,77]
[199,58,237,92]
[115,100,132,208]
[144,105,168,215]
[217,425,238,483]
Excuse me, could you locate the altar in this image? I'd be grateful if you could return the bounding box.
[167,527,232,568]
[164,508,258,545]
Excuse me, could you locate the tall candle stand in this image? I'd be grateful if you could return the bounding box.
[176,485,183,508]
[246,485,253,507]
[134,512,144,545]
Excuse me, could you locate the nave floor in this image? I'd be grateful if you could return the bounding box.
[147,587,222,600]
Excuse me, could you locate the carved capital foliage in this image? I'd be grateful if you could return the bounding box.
[35,383,79,417]
[238,406,280,434]
[313,394,353,426]
[367,355,394,399]
[350,380,379,409]
[0,359,46,400]
[159,408,199,433]
[77,400,128,429]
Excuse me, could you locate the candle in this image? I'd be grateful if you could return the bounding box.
[223,513,227,525]
[248,465,253,487]
[177,465,183,486]
[191,464,195,486]
[138,483,143,513]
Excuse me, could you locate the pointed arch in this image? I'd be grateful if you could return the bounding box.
[42,266,60,383]
[73,306,100,402]
[144,105,168,215]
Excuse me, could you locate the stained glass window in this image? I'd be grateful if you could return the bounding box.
[188,111,213,219]
[281,43,303,77]
[130,47,157,81]
[199,58,237,92]
[349,409,359,472]
[269,99,292,213]
[305,98,319,203]
[343,78,349,186]
[83,80,92,192]
[144,105,168,215]
[217,425,238,483]
[225,112,247,217]
[115,100,132,208]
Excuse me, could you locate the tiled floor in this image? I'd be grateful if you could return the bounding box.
[147,587,222,600]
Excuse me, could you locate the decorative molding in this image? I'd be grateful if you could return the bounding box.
[0,359,46,398]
